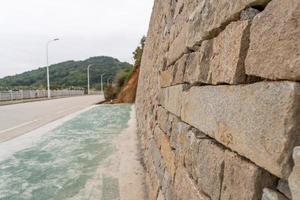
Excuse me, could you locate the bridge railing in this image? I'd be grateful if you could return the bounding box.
[0,90,85,102]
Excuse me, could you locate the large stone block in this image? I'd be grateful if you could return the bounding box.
[288,147,300,200]
[186,137,225,200]
[149,139,166,184]
[174,167,210,200]
[166,0,201,66]
[170,118,191,150]
[187,0,269,48]
[160,85,184,117]
[161,171,175,200]
[184,21,249,85]
[146,173,160,200]
[156,106,169,134]
[181,82,300,178]
[154,126,176,179]
[167,27,189,66]
[221,151,277,200]
[245,0,300,81]
[160,54,188,88]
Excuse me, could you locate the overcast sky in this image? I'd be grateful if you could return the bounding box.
[0,0,154,78]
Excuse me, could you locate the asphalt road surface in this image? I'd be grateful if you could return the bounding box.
[0,95,103,143]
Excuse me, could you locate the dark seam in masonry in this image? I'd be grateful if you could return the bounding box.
[175,79,293,92]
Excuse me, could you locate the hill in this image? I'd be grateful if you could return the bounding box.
[0,56,131,90]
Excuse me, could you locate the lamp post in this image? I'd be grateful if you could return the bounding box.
[100,74,105,94]
[87,64,93,95]
[46,38,59,98]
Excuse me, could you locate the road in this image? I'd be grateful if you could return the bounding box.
[0,95,103,143]
[0,104,145,199]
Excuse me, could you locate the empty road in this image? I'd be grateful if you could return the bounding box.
[0,95,103,143]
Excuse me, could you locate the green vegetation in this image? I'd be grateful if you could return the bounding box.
[0,56,131,91]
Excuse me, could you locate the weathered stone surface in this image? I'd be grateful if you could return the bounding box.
[262,188,289,200]
[156,106,169,133]
[221,151,277,200]
[184,21,249,85]
[146,173,160,200]
[149,139,166,184]
[160,54,188,88]
[240,7,260,20]
[245,0,300,81]
[174,167,210,200]
[167,28,189,67]
[187,0,269,48]
[186,137,225,200]
[170,119,191,153]
[166,0,200,66]
[157,190,165,200]
[154,126,176,179]
[181,82,300,178]
[288,147,300,200]
[277,180,292,200]
[161,171,174,200]
[160,85,183,116]
[160,70,173,88]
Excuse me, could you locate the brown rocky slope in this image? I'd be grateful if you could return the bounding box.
[114,65,140,103]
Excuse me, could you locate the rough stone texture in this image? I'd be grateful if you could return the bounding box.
[221,151,277,200]
[186,0,269,48]
[184,20,250,85]
[245,0,300,81]
[170,119,191,154]
[181,81,300,178]
[262,188,289,200]
[136,0,300,199]
[185,136,225,200]
[174,167,210,200]
[160,85,183,116]
[166,0,200,66]
[154,126,176,179]
[240,7,260,20]
[157,190,165,200]
[160,55,188,88]
[161,171,174,200]
[156,106,169,134]
[288,147,300,200]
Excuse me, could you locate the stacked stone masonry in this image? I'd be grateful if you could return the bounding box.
[136,0,300,199]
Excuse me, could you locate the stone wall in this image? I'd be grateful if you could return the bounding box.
[136,0,300,199]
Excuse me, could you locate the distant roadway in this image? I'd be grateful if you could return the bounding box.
[0,95,103,143]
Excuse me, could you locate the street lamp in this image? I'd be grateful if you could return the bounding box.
[100,74,105,94]
[87,64,93,95]
[46,38,59,98]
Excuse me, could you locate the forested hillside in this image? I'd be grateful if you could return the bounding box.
[0,56,131,90]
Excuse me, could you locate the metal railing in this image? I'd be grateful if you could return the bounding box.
[0,90,85,102]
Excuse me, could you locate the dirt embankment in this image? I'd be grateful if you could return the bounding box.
[114,65,140,104]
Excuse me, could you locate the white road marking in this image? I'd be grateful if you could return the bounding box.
[0,119,39,134]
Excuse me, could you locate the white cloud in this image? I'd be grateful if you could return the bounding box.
[0,0,154,77]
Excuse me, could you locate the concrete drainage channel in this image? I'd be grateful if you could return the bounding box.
[0,104,145,200]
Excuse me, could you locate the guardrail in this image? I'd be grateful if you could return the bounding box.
[0,90,85,101]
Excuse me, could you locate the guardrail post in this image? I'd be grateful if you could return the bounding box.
[21,90,24,100]
[10,90,13,101]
